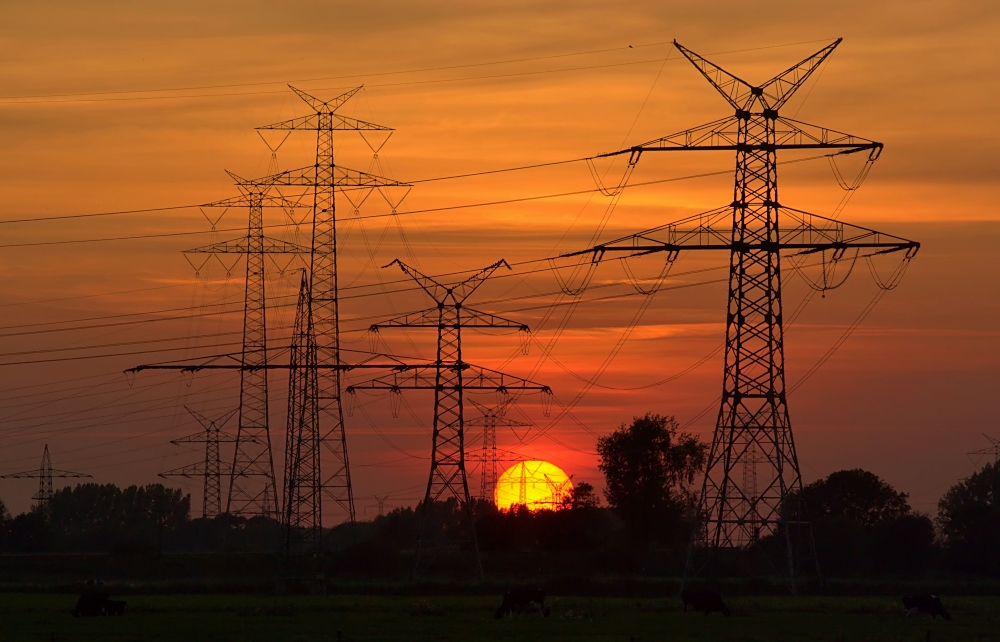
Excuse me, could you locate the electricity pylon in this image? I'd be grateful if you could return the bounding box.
[283,270,321,560]
[133,158,406,527]
[968,434,1000,466]
[348,259,552,578]
[188,179,310,520]
[566,39,920,590]
[0,445,91,514]
[258,86,397,529]
[159,407,238,519]
[465,398,531,504]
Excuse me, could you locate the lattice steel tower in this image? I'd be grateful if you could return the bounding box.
[186,179,309,519]
[569,39,919,588]
[160,407,238,518]
[466,398,531,504]
[258,86,395,527]
[349,259,551,577]
[283,270,321,557]
[0,445,91,514]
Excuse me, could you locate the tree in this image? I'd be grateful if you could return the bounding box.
[597,413,707,546]
[560,482,601,510]
[6,511,49,552]
[793,469,933,577]
[938,461,1000,575]
[801,469,911,528]
[0,496,9,522]
[870,513,936,576]
[46,482,191,551]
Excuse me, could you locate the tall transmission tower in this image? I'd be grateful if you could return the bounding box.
[159,407,238,519]
[230,159,407,547]
[258,85,397,528]
[0,445,91,514]
[133,159,406,527]
[349,259,551,578]
[567,39,919,589]
[187,179,310,520]
[466,398,531,504]
[283,269,321,559]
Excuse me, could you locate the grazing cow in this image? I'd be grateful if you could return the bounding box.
[104,599,127,616]
[495,589,550,619]
[72,592,109,617]
[903,595,951,620]
[680,588,731,616]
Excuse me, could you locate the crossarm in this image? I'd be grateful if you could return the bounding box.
[0,469,91,479]
[563,207,919,261]
[232,164,410,190]
[126,351,427,374]
[599,117,881,161]
[370,306,528,332]
[346,363,550,394]
[185,236,311,255]
[160,462,232,478]
[200,192,305,209]
[257,112,391,132]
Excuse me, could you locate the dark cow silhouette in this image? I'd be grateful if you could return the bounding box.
[72,592,109,617]
[105,599,127,616]
[681,588,731,616]
[903,595,951,620]
[72,592,127,617]
[495,589,550,618]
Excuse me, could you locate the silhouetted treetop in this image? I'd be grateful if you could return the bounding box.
[938,461,1000,575]
[597,413,707,545]
[560,481,601,510]
[800,469,910,528]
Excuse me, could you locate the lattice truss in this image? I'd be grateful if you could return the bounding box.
[131,85,410,532]
[0,445,91,514]
[160,407,238,519]
[347,259,551,577]
[568,39,920,568]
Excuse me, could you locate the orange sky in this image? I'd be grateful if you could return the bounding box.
[0,1,997,517]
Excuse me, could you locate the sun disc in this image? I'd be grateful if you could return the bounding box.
[495,460,572,511]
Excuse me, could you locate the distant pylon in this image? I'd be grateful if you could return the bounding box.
[258,86,400,528]
[283,269,322,559]
[159,407,239,518]
[349,259,551,578]
[186,179,310,520]
[465,398,531,504]
[0,445,91,514]
[968,433,1000,467]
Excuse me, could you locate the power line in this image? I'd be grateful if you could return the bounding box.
[1,41,673,103]
[0,37,834,105]
[1,57,672,105]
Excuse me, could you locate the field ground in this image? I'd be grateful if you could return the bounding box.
[0,594,997,641]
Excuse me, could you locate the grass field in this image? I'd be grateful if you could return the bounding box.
[0,594,997,642]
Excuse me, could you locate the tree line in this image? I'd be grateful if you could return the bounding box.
[1,413,999,579]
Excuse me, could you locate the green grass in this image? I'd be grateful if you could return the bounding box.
[0,594,997,641]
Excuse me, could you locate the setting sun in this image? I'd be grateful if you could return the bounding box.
[495,461,573,511]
